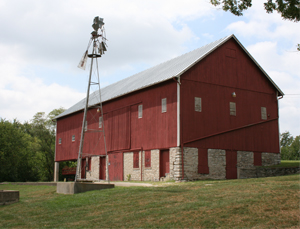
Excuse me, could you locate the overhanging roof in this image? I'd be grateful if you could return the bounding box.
[56,34,283,119]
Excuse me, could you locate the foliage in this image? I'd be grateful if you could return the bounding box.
[0,175,299,228]
[0,108,65,182]
[210,0,300,22]
[280,131,300,160]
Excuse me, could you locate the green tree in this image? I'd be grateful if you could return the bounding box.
[210,0,300,21]
[0,119,39,182]
[210,0,300,51]
[29,107,65,181]
[280,131,300,160]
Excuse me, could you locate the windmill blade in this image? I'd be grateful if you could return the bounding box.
[78,50,88,70]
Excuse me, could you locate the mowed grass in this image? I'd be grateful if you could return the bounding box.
[1,174,299,228]
[266,160,300,168]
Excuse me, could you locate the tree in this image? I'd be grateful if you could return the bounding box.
[29,108,65,181]
[280,131,300,160]
[210,0,300,22]
[0,119,39,182]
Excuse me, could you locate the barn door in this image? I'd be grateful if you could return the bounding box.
[81,159,86,179]
[160,150,170,177]
[108,152,123,181]
[99,157,106,180]
[226,150,237,179]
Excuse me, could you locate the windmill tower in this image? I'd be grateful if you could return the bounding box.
[75,17,109,183]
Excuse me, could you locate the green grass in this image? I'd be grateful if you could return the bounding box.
[1,174,299,228]
[264,160,300,168]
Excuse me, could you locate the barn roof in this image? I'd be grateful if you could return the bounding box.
[56,34,283,119]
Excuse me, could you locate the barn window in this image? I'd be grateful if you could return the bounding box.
[230,102,236,116]
[162,98,167,113]
[133,152,139,168]
[59,138,62,144]
[195,97,202,112]
[261,107,267,120]
[84,120,87,131]
[72,135,75,142]
[145,150,151,167]
[138,104,143,118]
[99,116,103,128]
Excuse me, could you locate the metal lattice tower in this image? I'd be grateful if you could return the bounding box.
[75,17,109,183]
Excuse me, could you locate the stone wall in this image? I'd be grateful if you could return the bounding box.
[123,150,160,181]
[239,167,299,179]
[207,149,226,179]
[123,152,141,181]
[169,147,181,181]
[143,150,160,181]
[86,156,100,180]
[262,152,281,166]
[181,148,226,180]
[237,151,253,168]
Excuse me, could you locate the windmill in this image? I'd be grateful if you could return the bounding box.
[75,16,109,183]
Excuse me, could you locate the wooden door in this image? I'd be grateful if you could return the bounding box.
[108,152,123,181]
[99,157,106,180]
[226,150,237,179]
[81,159,86,179]
[160,150,170,177]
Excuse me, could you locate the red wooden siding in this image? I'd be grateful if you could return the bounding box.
[226,150,237,179]
[145,150,151,167]
[108,152,123,181]
[254,152,262,166]
[56,80,177,162]
[99,157,106,180]
[198,148,209,174]
[181,38,280,154]
[160,150,170,177]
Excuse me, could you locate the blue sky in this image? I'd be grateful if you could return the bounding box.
[0,0,299,136]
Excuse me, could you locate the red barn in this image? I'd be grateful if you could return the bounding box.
[54,34,283,181]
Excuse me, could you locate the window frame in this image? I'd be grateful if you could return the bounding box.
[72,135,75,142]
[162,98,167,113]
[261,107,267,120]
[133,152,139,168]
[195,97,202,112]
[138,104,143,119]
[99,116,103,128]
[230,102,236,116]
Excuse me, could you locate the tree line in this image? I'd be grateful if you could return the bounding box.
[0,108,69,182]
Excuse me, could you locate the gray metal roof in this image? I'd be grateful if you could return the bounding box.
[56,34,283,119]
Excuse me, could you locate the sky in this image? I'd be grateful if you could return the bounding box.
[0,0,299,136]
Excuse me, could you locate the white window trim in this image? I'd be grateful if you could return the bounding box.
[195,97,202,112]
[138,104,143,118]
[162,98,167,113]
[99,116,103,128]
[230,102,236,116]
[72,135,75,142]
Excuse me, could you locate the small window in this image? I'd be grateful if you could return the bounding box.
[162,98,167,113]
[230,102,236,116]
[84,121,87,131]
[99,116,103,128]
[59,138,62,144]
[145,150,151,167]
[138,104,143,118]
[133,152,139,168]
[72,135,75,142]
[195,97,202,112]
[261,107,267,120]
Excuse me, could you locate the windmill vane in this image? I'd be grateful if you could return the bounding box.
[78,16,107,70]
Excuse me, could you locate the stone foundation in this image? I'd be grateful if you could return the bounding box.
[80,147,282,181]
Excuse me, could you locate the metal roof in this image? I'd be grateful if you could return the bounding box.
[56,34,283,119]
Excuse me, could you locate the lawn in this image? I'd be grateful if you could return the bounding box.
[1,174,299,228]
[266,160,300,168]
